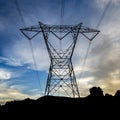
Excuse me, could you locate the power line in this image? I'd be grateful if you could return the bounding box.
[14,0,42,95]
[79,41,92,79]
[29,40,42,93]
[79,0,112,79]
[60,0,64,25]
[59,0,65,50]
[96,0,112,29]
[14,0,26,27]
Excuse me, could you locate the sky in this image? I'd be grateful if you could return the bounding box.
[0,0,120,104]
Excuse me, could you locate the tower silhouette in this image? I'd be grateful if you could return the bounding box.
[20,22,99,97]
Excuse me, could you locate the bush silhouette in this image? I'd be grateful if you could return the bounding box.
[114,90,120,97]
[89,86,104,97]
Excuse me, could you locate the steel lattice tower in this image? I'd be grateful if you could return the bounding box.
[20,22,99,97]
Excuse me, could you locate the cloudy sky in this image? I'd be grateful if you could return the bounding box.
[0,0,120,104]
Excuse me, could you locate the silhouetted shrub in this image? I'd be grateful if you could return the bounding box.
[89,86,104,97]
[114,90,120,97]
[105,93,113,97]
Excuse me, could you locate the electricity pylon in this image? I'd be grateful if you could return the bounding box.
[20,22,99,97]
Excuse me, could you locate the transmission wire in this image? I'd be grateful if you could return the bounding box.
[14,0,26,27]
[96,0,112,29]
[29,40,42,94]
[59,0,64,51]
[14,0,42,95]
[60,0,64,25]
[79,0,112,79]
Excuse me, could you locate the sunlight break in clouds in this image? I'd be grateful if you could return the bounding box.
[0,69,11,80]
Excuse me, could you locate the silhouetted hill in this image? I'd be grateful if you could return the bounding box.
[1,86,120,119]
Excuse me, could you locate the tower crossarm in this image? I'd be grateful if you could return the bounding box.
[20,23,100,33]
[20,22,100,40]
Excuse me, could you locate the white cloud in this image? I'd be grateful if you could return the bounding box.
[77,77,95,97]
[0,81,41,105]
[99,4,120,39]
[101,21,120,39]
[0,67,26,81]
[94,0,110,9]
[0,56,24,66]
[93,0,120,9]
[92,0,120,39]
[0,69,12,80]
[3,37,49,71]
[91,36,120,79]
[73,26,120,97]
[78,34,120,96]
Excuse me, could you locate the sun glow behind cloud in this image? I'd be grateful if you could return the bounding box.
[0,69,11,80]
